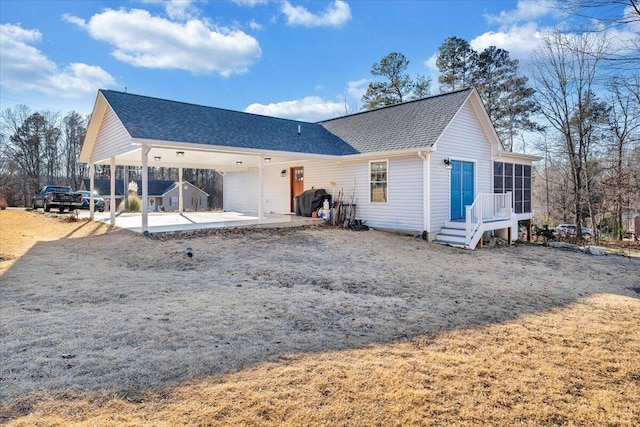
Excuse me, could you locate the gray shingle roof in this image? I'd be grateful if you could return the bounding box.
[101,90,358,156]
[83,179,196,196]
[318,88,473,153]
[100,88,474,157]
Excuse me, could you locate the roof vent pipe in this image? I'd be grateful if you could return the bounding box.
[298,125,301,135]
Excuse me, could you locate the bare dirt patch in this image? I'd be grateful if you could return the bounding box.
[1,209,639,425]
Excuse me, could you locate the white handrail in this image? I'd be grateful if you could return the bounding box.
[465,192,512,245]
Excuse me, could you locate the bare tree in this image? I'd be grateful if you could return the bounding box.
[2,107,47,202]
[532,30,608,238]
[606,77,640,237]
[63,111,87,190]
[42,111,62,185]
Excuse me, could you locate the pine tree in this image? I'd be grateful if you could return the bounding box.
[473,46,539,151]
[436,36,476,92]
[361,52,431,110]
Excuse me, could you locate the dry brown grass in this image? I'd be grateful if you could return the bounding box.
[1,209,639,426]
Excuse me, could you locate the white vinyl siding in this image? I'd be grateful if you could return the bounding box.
[224,156,423,232]
[91,107,137,162]
[430,101,493,230]
[305,156,423,232]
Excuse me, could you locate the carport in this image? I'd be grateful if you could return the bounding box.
[79,90,351,233]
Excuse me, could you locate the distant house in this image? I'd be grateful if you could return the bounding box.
[83,179,208,212]
[80,88,540,248]
[622,211,640,238]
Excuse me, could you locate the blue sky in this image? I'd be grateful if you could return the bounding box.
[1,0,637,122]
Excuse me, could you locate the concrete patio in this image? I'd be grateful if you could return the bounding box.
[76,210,323,234]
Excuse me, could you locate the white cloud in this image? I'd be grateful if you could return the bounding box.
[473,0,556,62]
[423,24,547,75]
[281,0,351,28]
[45,63,116,94]
[165,0,200,20]
[484,0,556,26]
[0,23,116,97]
[245,96,346,122]
[232,0,269,6]
[425,54,438,72]
[346,78,369,100]
[64,8,262,76]
[249,19,263,31]
[470,22,548,61]
[139,0,200,20]
[624,5,640,31]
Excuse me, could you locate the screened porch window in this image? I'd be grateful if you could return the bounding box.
[370,160,388,203]
[494,161,531,214]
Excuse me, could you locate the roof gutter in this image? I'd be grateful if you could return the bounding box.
[494,151,543,162]
[338,146,433,161]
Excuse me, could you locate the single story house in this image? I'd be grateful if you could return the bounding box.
[82,179,208,212]
[79,88,540,249]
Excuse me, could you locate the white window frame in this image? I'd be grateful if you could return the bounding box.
[369,160,388,203]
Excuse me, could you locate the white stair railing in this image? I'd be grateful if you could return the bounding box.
[465,192,513,247]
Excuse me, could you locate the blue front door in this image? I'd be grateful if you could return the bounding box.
[450,160,474,220]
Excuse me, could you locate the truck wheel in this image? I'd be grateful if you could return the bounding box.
[44,201,51,212]
[32,201,38,210]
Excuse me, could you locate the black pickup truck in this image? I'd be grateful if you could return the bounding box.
[32,185,83,213]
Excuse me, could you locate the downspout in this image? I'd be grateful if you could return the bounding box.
[418,150,431,240]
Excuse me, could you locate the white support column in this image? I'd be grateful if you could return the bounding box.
[258,156,265,224]
[178,167,183,214]
[110,157,116,226]
[89,162,95,220]
[123,165,128,206]
[141,145,151,233]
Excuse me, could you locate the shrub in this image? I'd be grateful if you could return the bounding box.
[534,224,556,244]
[126,194,141,212]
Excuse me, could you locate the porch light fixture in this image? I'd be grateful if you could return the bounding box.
[443,157,452,170]
[176,151,185,157]
[280,169,287,177]
[265,157,271,162]
[154,156,161,161]
[236,161,243,165]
